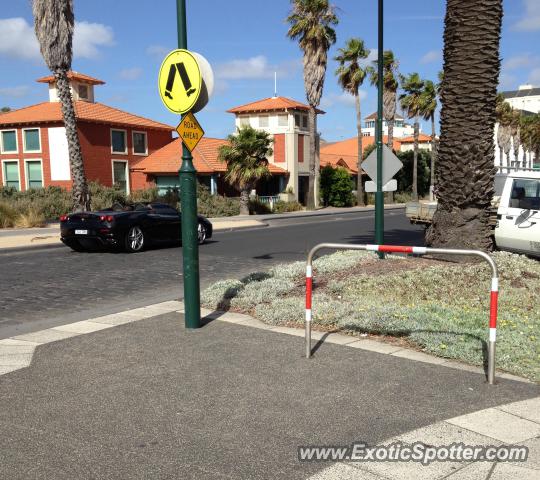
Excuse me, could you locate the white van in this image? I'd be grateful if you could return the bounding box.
[495,172,540,258]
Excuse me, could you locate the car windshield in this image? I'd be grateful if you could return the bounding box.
[510,179,540,210]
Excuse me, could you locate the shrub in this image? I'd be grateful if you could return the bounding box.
[14,208,46,228]
[0,202,17,228]
[273,200,303,213]
[248,199,272,215]
[319,165,354,207]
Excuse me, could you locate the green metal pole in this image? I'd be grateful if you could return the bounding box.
[177,0,200,328]
[375,0,385,257]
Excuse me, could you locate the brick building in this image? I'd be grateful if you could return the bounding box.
[0,72,173,194]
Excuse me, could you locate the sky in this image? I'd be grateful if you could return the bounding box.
[0,0,539,142]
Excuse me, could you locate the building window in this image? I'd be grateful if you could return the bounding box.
[111,129,127,154]
[25,160,43,189]
[78,84,89,100]
[295,114,301,128]
[1,130,18,153]
[112,161,128,193]
[132,131,148,155]
[259,115,269,128]
[239,117,250,127]
[278,114,288,127]
[23,128,41,152]
[302,115,308,129]
[2,161,20,190]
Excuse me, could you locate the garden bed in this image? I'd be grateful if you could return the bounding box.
[201,250,540,382]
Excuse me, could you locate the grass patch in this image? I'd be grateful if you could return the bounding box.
[201,250,540,382]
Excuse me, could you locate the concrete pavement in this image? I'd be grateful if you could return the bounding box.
[0,302,538,479]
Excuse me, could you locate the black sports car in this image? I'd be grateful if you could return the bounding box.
[60,202,212,252]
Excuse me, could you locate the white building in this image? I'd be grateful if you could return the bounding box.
[362,111,416,138]
[495,85,540,170]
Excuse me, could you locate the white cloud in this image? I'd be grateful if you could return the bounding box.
[73,21,114,59]
[528,68,540,85]
[420,50,441,64]
[118,67,143,81]
[146,45,169,59]
[321,90,367,108]
[503,53,540,70]
[513,0,540,31]
[0,18,40,60]
[215,55,300,80]
[0,86,31,98]
[0,18,114,62]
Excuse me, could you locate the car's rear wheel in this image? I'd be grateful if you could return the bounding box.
[197,222,207,245]
[125,226,145,252]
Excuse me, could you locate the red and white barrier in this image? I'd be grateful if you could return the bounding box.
[305,243,499,385]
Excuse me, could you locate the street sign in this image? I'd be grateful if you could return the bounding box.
[176,111,204,152]
[365,179,397,193]
[361,144,403,185]
[158,49,202,114]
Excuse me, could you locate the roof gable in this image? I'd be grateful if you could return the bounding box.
[36,71,105,85]
[227,96,324,115]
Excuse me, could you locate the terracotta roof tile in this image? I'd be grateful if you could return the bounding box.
[227,96,324,114]
[320,136,402,174]
[0,101,173,130]
[133,137,287,175]
[36,71,105,85]
[399,133,433,143]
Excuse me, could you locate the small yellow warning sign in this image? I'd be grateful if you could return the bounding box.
[176,111,204,152]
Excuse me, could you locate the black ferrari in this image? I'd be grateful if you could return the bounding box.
[60,202,212,252]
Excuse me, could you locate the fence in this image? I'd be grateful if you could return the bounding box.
[305,243,499,385]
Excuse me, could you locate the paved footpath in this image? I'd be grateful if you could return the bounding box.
[0,303,538,479]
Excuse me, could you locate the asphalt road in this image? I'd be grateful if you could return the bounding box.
[0,209,424,339]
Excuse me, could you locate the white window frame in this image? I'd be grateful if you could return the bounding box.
[1,159,20,190]
[132,130,148,156]
[258,115,269,128]
[24,158,44,190]
[239,116,250,127]
[277,114,288,127]
[22,127,42,154]
[0,129,19,154]
[111,159,130,194]
[110,128,128,155]
[302,115,308,130]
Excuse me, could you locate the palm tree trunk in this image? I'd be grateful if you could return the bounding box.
[306,106,317,210]
[239,188,250,215]
[429,114,436,201]
[412,116,419,201]
[355,92,365,206]
[426,0,502,251]
[55,70,90,212]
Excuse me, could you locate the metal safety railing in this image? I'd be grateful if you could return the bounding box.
[305,243,499,385]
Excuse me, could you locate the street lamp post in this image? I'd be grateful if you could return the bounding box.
[176,0,201,329]
[375,0,385,258]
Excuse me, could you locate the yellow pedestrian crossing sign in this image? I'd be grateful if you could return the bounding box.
[158,49,202,114]
[176,111,204,152]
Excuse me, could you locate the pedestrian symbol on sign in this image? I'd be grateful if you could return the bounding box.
[164,62,197,100]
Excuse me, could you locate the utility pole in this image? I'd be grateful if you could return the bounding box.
[176,0,201,328]
[375,0,385,257]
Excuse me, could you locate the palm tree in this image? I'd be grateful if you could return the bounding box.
[335,37,370,207]
[33,0,90,211]
[367,50,399,150]
[511,109,521,167]
[218,126,273,216]
[287,0,338,210]
[399,72,425,201]
[420,78,439,200]
[426,0,503,250]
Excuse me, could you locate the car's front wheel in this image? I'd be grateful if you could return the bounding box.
[125,226,145,252]
[197,222,207,245]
